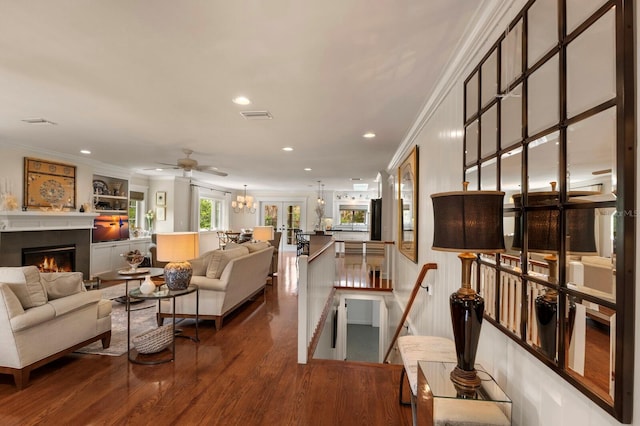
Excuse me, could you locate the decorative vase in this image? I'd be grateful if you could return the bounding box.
[449,252,484,389]
[535,290,558,359]
[140,275,156,294]
[164,261,193,290]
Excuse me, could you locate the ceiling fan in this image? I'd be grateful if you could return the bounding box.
[155,149,228,177]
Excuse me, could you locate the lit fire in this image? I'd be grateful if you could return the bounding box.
[38,256,71,273]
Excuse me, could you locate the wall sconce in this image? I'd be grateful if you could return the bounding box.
[232,185,257,214]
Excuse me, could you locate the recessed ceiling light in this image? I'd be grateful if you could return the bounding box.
[80,149,91,155]
[282,147,293,152]
[304,168,312,171]
[155,168,163,171]
[363,132,376,139]
[232,96,251,105]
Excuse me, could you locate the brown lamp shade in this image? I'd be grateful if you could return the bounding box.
[512,192,597,254]
[431,191,506,253]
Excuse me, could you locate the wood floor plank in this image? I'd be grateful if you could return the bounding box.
[0,252,412,425]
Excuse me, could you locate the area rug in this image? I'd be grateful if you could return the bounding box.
[75,283,158,356]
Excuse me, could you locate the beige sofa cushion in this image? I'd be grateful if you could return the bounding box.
[0,266,48,309]
[241,241,271,252]
[206,247,249,279]
[40,271,84,300]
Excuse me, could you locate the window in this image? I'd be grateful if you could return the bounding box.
[199,197,224,231]
[128,190,146,230]
[339,205,367,224]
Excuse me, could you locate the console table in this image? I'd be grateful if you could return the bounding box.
[416,361,511,426]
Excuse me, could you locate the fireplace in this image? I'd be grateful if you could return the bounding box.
[23,245,76,273]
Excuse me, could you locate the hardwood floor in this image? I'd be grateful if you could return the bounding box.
[0,251,412,425]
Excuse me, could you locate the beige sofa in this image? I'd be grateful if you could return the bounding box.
[157,243,274,330]
[0,266,112,389]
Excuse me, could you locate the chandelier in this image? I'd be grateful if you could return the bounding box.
[232,185,257,214]
[316,181,325,206]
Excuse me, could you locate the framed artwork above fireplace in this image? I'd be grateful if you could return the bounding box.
[23,157,76,210]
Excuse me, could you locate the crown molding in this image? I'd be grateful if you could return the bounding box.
[388,0,521,171]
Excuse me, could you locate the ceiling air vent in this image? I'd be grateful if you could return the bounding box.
[21,118,57,125]
[240,111,273,120]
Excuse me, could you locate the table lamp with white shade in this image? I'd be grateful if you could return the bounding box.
[252,226,274,242]
[156,232,199,290]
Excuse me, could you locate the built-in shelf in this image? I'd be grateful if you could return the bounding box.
[93,174,129,213]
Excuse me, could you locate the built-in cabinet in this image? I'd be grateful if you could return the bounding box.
[92,174,128,214]
[90,238,151,277]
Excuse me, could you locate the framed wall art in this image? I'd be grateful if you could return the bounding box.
[397,145,418,263]
[23,157,76,210]
[156,206,166,221]
[156,191,166,206]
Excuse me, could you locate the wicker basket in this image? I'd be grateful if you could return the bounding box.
[132,324,173,354]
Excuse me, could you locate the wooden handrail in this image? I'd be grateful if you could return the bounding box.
[383,262,438,363]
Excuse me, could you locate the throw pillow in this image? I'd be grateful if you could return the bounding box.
[241,241,271,253]
[224,241,242,251]
[205,247,249,279]
[0,266,48,309]
[190,251,214,276]
[40,272,84,300]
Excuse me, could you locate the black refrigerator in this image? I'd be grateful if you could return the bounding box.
[370,198,382,240]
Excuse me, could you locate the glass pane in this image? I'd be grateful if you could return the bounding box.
[465,166,478,190]
[498,270,522,337]
[480,104,498,157]
[503,209,521,257]
[481,49,498,107]
[466,72,479,120]
[564,295,615,405]
[480,158,497,190]
[566,9,616,118]
[528,131,560,192]
[528,0,558,66]
[501,147,522,204]
[465,120,479,165]
[501,20,523,92]
[528,54,559,135]
[500,84,523,146]
[566,0,609,34]
[264,204,279,227]
[479,263,497,321]
[567,107,616,196]
[526,280,558,360]
[567,254,616,302]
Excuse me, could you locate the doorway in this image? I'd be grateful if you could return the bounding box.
[336,294,388,363]
[260,199,306,251]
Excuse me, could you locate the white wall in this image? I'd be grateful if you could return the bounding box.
[386,0,638,424]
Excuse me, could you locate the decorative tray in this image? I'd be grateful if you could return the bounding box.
[117,268,150,275]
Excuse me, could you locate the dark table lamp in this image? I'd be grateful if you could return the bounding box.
[156,232,199,290]
[512,183,597,358]
[431,184,505,389]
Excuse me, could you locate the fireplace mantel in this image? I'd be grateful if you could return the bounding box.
[0,211,98,232]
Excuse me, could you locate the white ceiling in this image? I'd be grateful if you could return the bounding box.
[0,1,482,192]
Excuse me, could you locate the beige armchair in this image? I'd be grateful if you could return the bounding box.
[0,266,112,389]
